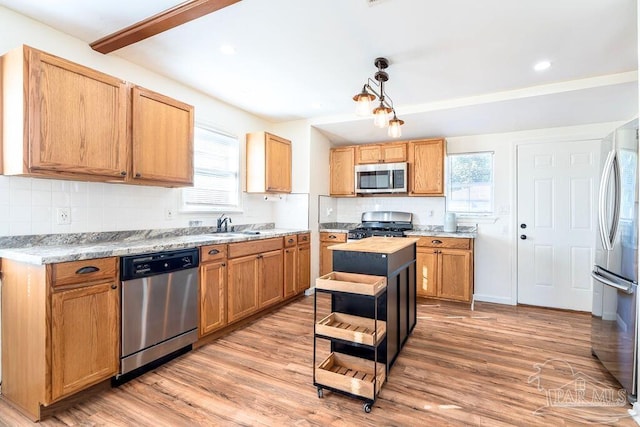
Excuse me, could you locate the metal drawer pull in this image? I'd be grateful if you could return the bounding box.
[208,249,220,255]
[288,238,295,243]
[431,239,442,244]
[75,266,100,275]
[329,235,336,239]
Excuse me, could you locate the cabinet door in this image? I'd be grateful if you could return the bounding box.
[416,249,438,298]
[200,261,227,336]
[356,145,382,164]
[319,233,347,276]
[28,48,128,178]
[409,139,444,196]
[330,147,355,196]
[131,86,194,186]
[265,134,292,192]
[297,244,311,294]
[437,249,472,302]
[227,255,260,323]
[50,281,119,401]
[259,249,284,308]
[283,246,297,298]
[381,143,407,163]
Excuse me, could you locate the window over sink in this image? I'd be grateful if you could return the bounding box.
[181,124,241,212]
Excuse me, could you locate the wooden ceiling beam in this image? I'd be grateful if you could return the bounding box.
[90,0,242,54]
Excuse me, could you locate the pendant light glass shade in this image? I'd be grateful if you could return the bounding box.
[388,114,404,138]
[353,87,375,116]
[373,103,392,128]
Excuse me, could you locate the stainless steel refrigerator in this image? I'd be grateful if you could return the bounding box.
[591,119,639,400]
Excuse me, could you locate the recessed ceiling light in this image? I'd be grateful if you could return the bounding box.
[534,60,551,72]
[220,45,236,55]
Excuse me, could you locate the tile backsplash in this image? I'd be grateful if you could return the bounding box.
[318,195,446,225]
[0,176,290,236]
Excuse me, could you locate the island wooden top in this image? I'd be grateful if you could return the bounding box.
[328,236,420,254]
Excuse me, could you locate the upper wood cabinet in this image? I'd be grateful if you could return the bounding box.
[1,45,194,187]
[330,147,355,196]
[408,138,445,196]
[246,131,292,193]
[131,86,194,186]
[356,142,407,164]
[1,45,128,180]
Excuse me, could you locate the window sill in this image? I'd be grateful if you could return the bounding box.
[454,214,498,224]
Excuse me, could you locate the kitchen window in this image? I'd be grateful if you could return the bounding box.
[181,125,240,212]
[447,151,494,214]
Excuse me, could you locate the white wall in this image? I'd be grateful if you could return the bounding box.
[447,121,627,305]
[0,6,285,236]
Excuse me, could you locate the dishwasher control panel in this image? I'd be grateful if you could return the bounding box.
[121,248,200,280]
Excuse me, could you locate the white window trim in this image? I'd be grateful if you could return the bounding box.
[446,151,495,215]
[180,123,243,213]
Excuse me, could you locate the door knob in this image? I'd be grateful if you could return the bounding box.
[520,224,527,229]
[520,235,527,240]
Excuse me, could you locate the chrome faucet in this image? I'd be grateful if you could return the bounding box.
[216,213,232,232]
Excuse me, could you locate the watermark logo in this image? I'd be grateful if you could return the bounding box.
[528,358,629,424]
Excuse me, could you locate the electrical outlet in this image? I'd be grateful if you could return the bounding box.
[56,208,71,225]
[165,208,175,220]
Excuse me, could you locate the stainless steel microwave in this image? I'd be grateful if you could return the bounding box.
[355,162,408,194]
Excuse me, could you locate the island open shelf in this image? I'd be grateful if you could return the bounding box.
[316,312,386,346]
[313,270,387,413]
[315,352,385,401]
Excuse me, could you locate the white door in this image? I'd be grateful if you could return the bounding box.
[517,140,600,311]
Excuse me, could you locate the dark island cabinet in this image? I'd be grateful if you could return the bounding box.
[331,241,417,371]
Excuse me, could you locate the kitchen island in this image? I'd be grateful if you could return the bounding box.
[328,237,418,371]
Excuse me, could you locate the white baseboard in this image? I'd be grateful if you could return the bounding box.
[473,294,515,305]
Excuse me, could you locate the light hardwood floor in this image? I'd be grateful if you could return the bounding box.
[0,296,636,426]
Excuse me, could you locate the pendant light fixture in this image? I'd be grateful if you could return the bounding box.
[352,57,405,137]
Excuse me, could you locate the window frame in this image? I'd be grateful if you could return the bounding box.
[446,151,495,215]
[180,123,242,213]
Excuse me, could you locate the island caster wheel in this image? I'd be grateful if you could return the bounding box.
[363,402,372,413]
[317,387,323,398]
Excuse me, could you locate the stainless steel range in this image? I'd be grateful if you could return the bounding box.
[348,211,413,240]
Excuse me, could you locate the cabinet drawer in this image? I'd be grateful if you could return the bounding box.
[297,233,311,245]
[228,238,283,258]
[320,232,347,243]
[51,257,118,287]
[284,235,297,248]
[417,237,471,250]
[201,244,227,262]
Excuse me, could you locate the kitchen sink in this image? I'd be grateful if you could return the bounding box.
[203,231,262,238]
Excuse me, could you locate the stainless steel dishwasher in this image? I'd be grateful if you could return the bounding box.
[119,248,199,377]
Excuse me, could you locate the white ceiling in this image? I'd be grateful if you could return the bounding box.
[0,0,637,144]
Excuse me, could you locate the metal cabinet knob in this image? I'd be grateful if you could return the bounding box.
[520,224,527,229]
[520,235,527,240]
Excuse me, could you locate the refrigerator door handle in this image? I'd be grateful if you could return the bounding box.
[591,267,636,294]
[597,150,619,251]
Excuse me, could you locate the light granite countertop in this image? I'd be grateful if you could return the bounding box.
[0,227,309,265]
[319,223,478,239]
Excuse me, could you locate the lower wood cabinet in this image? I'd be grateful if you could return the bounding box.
[199,244,227,337]
[284,233,311,298]
[416,237,474,302]
[51,282,119,401]
[227,238,284,324]
[1,257,119,421]
[319,232,347,276]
